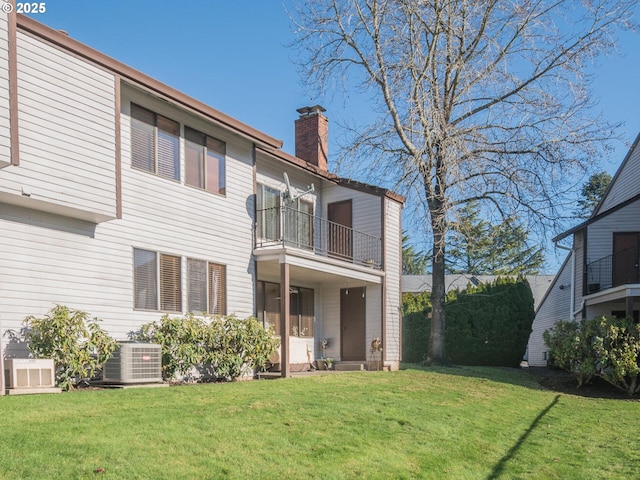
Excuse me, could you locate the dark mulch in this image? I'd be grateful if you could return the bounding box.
[524,367,639,401]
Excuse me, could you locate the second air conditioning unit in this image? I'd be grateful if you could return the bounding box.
[4,358,56,389]
[102,343,162,384]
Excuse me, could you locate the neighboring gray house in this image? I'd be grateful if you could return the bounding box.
[403,275,555,311]
[0,13,405,386]
[528,133,640,366]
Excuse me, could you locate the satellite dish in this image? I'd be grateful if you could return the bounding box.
[282,172,314,203]
[283,172,293,201]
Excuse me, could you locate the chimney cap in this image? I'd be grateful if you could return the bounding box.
[296,105,326,117]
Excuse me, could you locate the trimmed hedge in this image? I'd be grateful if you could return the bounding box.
[402,291,432,363]
[402,277,535,366]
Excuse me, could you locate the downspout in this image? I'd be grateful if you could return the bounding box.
[555,242,583,319]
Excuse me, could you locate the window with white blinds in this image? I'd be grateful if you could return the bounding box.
[187,259,227,315]
[160,254,182,312]
[133,248,181,312]
[185,126,226,195]
[209,263,226,315]
[187,258,208,314]
[131,104,180,181]
[134,248,157,310]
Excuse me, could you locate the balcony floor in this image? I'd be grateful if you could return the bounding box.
[254,245,383,285]
[584,283,640,305]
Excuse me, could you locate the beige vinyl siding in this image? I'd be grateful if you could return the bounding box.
[586,200,640,266]
[120,88,255,319]
[527,258,572,367]
[323,184,382,239]
[320,288,342,359]
[597,142,640,213]
[255,155,318,207]
[0,82,257,348]
[366,283,382,347]
[0,14,11,161]
[0,31,117,221]
[383,198,402,364]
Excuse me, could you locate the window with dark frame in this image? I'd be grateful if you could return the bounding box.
[130,104,180,181]
[257,281,313,337]
[185,126,226,195]
[257,281,281,334]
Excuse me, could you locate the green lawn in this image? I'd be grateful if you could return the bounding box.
[0,366,638,479]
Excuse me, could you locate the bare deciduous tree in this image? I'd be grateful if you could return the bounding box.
[290,0,636,364]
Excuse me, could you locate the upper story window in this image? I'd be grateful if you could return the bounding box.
[185,126,226,195]
[257,184,281,242]
[130,104,180,181]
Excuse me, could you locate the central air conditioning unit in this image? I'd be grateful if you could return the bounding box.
[4,358,56,389]
[102,343,162,384]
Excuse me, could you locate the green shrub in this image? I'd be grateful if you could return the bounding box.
[133,314,279,382]
[595,317,640,395]
[445,277,535,367]
[543,319,597,387]
[545,316,640,396]
[134,313,209,380]
[402,292,431,363]
[22,305,117,391]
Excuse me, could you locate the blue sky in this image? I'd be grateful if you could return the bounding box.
[19,0,640,271]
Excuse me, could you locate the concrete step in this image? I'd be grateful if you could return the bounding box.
[334,362,365,372]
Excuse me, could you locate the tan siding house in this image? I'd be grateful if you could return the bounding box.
[0,14,405,385]
[528,133,640,366]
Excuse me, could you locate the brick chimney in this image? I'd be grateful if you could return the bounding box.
[295,105,328,171]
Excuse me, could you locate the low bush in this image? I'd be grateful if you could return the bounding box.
[544,316,640,396]
[542,319,597,387]
[132,314,279,381]
[21,305,117,391]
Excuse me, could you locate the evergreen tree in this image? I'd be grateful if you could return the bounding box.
[576,171,612,218]
[447,203,544,275]
[402,233,428,275]
[447,203,493,275]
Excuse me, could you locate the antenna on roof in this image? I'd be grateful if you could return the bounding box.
[282,172,314,204]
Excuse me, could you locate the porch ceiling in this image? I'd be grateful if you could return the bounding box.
[255,247,383,286]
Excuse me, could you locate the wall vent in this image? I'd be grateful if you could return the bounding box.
[103,343,162,384]
[4,358,56,389]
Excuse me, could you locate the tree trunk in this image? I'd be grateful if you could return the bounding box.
[427,223,447,365]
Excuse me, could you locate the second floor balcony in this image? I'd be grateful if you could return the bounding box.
[586,247,639,294]
[255,206,382,270]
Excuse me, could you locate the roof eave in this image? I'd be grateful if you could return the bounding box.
[16,14,283,150]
